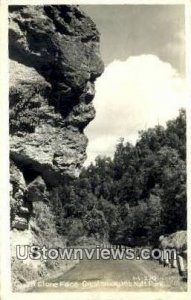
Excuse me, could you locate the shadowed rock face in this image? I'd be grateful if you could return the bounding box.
[9,5,104,186]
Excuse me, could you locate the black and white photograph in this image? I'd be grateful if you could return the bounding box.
[0,0,190,298]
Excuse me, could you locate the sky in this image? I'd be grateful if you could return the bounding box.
[81,5,186,165]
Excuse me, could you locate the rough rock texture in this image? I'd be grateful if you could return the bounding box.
[159,231,187,252]
[9,5,104,234]
[9,5,104,188]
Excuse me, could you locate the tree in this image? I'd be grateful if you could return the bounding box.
[159,147,186,232]
[146,194,163,243]
[166,108,186,160]
[83,208,109,240]
[47,110,186,246]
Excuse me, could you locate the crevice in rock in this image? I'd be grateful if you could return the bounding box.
[19,164,41,185]
[44,6,73,35]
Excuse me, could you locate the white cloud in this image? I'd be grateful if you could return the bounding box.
[84,55,186,166]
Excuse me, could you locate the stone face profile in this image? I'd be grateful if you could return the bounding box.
[9,5,104,229]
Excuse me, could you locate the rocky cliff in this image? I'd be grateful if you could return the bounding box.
[9,5,104,232]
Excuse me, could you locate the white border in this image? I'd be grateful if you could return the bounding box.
[6,0,190,4]
[0,0,190,299]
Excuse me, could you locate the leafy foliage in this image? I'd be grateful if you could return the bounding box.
[49,109,186,246]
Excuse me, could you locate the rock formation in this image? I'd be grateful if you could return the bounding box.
[159,231,187,253]
[9,5,104,232]
[158,231,187,279]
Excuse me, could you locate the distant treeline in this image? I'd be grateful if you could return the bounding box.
[49,109,186,246]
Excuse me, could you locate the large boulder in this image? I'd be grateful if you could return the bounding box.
[9,5,104,232]
[9,5,104,186]
[159,231,187,252]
